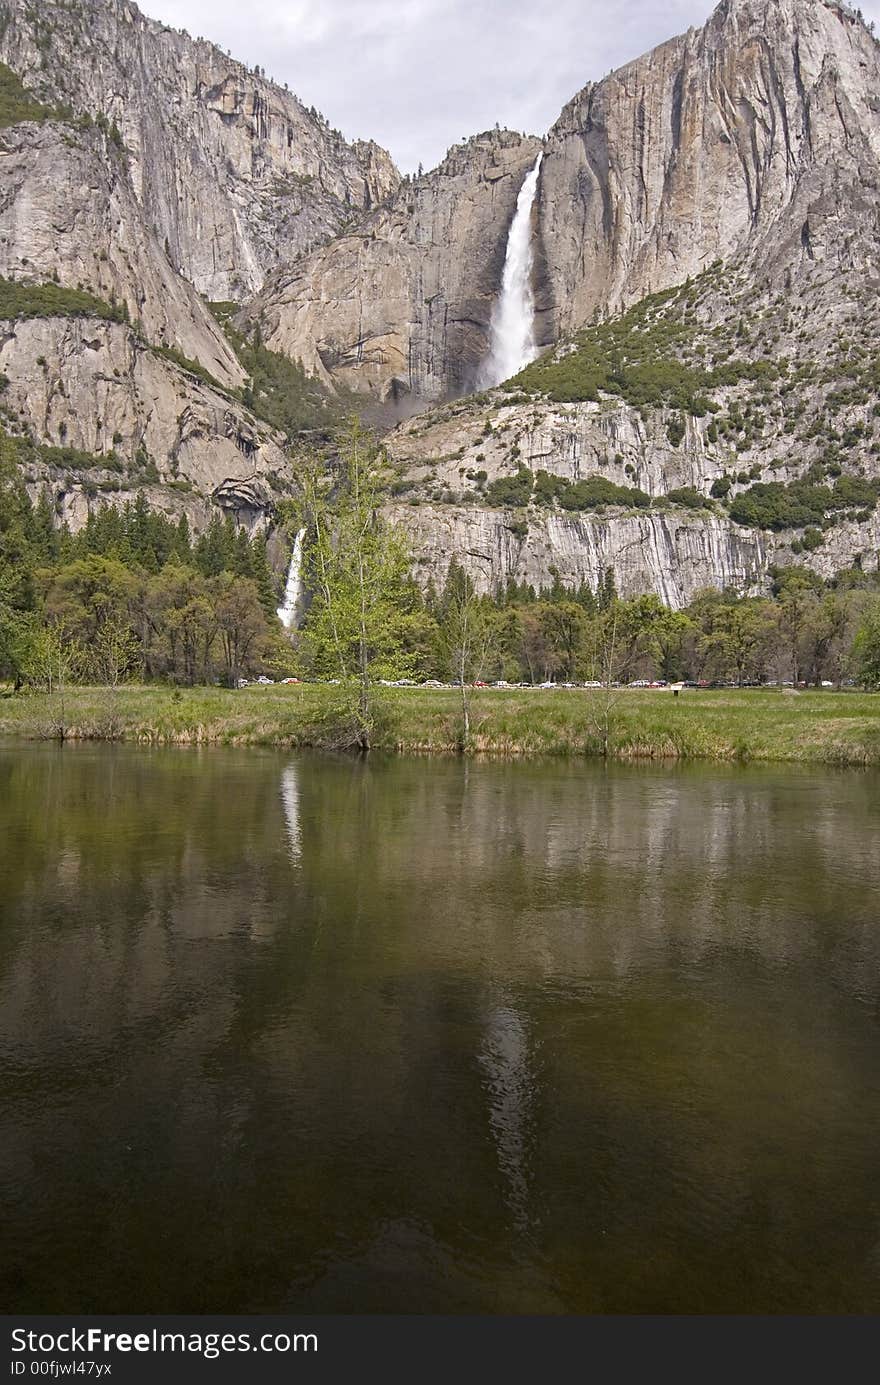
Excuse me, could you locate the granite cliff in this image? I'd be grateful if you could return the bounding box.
[251,0,880,401]
[537,0,880,332]
[245,130,544,407]
[0,0,878,608]
[0,0,399,300]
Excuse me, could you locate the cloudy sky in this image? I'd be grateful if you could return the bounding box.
[146,0,880,173]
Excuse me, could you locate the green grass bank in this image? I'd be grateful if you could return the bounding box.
[2,685,880,765]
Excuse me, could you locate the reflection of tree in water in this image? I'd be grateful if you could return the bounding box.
[479,1001,536,1234]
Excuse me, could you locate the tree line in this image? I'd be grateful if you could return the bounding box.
[3,425,880,707]
[0,442,286,689]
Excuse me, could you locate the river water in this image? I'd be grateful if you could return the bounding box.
[1,746,878,1313]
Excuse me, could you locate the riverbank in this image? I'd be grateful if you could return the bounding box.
[1,684,879,764]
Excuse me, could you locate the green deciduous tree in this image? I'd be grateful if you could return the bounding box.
[298,422,416,748]
[854,599,880,689]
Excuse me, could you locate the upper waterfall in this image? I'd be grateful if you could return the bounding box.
[478,152,543,389]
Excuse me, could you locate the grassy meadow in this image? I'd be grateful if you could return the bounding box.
[1,683,880,766]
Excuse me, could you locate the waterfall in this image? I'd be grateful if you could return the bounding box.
[276,527,306,631]
[280,763,301,863]
[478,152,543,389]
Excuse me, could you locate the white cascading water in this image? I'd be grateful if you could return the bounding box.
[478,152,543,389]
[276,527,306,631]
[280,763,301,863]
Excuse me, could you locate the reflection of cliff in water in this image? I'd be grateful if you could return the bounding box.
[2,752,880,1024]
[2,749,880,1312]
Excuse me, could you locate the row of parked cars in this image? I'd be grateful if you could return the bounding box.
[237,676,302,687]
[238,676,838,691]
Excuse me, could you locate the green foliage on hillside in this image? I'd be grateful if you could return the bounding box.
[479,465,665,515]
[0,425,124,475]
[666,486,714,510]
[210,303,340,439]
[483,467,655,513]
[151,343,226,392]
[532,469,651,511]
[0,60,56,127]
[484,468,535,507]
[508,280,783,412]
[729,475,880,530]
[0,277,129,324]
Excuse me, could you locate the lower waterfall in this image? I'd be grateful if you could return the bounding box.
[276,527,306,631]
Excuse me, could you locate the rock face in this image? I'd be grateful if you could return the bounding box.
[0,0,399,301]
[369,0,880,599]
[0,119,244,389]
[246,131,543,406]
[537,0,880,333]
[393,503,770,609]
[1,316,291,525]
[386,187,880,601]
[2,0,880,607]
[250,0,880,405]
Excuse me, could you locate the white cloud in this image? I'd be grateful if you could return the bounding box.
[145,0,880,172]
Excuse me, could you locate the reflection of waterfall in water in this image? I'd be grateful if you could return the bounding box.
[280,763,301,863]
[276,527,306,631]
[478,1003,535,1232]
[478,152,543,389]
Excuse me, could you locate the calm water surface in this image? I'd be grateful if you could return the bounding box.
[1,746,879,1313]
